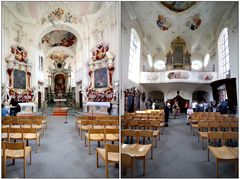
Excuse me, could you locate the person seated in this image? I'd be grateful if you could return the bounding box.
[10,98,20,116]
[1,104,9,117]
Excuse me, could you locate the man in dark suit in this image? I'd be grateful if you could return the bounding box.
[164,102,170,127]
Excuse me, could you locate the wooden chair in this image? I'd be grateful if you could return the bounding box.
[121,129,136,144]
[222,131,238,147]
[230,122,238,132]
[207,131,223,161]
[121,153,134,177]
[8,128,24,142]
[219,121,230,132]
[136,130,153,159]
[85,128,105,155]
[2,128,9,141]
[23,128,40,153]
[2,141,32,178]
[104,128,119,144]
[148,120,160,146]
[198,121,209,149]
[79,120,92,139]
[96,144,119,178]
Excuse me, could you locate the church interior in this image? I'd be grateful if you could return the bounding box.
[1,1,239,178]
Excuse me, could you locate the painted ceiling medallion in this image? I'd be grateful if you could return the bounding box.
[41,30,77,47]
[161,1,196,12]
[186,14,201,30]
[156,15,171,31]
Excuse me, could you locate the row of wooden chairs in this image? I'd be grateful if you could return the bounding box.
[122,118,164,136]
[192,119,238,135]
[2,127,41,153]
[75,115,118,129]
[85,128,119,155]
[78,120,119,139]
[2,119,45,136]
[197,121,238,149]
[2,115,47,128]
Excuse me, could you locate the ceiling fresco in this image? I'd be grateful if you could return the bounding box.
[41,30,77,48]
[161,1,196,12]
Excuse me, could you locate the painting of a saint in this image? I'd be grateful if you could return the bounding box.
[94,68,108,88]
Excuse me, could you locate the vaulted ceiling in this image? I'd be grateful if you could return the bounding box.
[125,1,237,60]
[4,1,105,20]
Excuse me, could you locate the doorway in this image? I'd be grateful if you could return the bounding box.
[38,91,41,109]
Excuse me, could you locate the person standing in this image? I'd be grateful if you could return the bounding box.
[164,102,170,127]
[187,105,194,125]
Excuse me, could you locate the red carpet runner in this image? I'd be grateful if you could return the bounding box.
[52,108,68,116]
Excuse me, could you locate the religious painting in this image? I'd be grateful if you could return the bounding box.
[161,2,196,12]
[186,14,201,30]
[94,68,108,88]
[41,30,77,48]
[13,69,26,89]
[168,71,189,79]
[156,15,171,31]
[198,73,214,80]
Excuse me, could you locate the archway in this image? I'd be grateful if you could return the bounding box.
[192,90,209,102]
[148,91,164,109]
[54,74,66,98]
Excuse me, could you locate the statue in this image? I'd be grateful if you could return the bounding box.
[2,82,10,103]
[32,86,38,102]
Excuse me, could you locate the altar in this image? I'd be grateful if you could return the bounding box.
[54,98,67,107]
[17,102,37,115]
[86,102,110,114]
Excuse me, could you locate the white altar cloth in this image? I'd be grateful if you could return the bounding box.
[86,102,110,107]
[18,102,37,114]
[54,99,67,102]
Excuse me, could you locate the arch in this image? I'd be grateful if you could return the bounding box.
[192,90,209,102]
[148,90,165,109]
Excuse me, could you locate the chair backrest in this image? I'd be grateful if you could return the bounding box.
[22,127,37,134]
[135,130,153,144]
[222,131,238,147]
[208,121,219,131]
[230,122,238,131]
[88,128,105,134]
[81,120,92,126]
[3,141,25,150]
[219,121,230,131]
[105,128,119,135]
[121,130,136,143]
[105,143,119,153]
[207,131,223,147]
[198,121,208,131]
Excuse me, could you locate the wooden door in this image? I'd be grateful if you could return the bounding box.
[38,91,41,109]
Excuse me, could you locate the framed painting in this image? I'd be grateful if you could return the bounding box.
[94,67,108,88]
[13,69,26,89]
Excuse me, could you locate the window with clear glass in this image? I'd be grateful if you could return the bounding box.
[128,28,140,83]
[218,28,230,79]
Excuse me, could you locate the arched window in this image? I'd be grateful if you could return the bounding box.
[218,28,230,79]
[128,28,140,83]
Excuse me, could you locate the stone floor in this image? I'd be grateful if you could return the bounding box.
[4,112,238,178]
